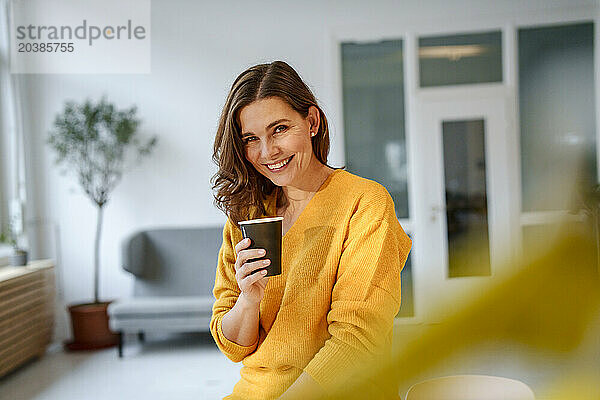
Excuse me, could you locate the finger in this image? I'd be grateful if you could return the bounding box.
[242,268,268,287]
[234,238,252,254]
[241,259,271,278]
[236,258,268,281]
[237,248,266,267]
[235,246,264,273]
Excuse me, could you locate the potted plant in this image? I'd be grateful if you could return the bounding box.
[47,96,157,350]
[0,220,29,266]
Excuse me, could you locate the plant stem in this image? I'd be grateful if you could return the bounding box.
[95,204,104,304]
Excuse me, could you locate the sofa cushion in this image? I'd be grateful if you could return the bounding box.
[108,296,214,318]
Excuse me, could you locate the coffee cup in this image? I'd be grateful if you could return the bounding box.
[238,216,283,277]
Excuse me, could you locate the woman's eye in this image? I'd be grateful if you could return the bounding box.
[243,136,257,144]
[274,125,287,134]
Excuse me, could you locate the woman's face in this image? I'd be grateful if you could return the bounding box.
[238,96,320,188]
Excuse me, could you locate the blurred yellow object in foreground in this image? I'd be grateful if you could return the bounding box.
[320,222,600,400]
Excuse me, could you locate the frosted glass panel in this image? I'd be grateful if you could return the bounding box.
[522,221,587,263]
[397,251,414,318]
[341,40,409,218]
[419,31,502,87]
[519,22,597,211]
[443,120,491,277]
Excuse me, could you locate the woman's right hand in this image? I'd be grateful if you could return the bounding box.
[234,238,270,306]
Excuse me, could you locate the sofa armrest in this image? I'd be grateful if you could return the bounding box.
[122,231,147,277]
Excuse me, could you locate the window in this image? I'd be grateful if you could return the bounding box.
[0,0,25,265]
[341,39,409,219]
[341,39,414,318]
[397,252,414,318]
[0,3,10,264]
[419,31,503,87]
[442,119,491,277]
[519,22,596,212]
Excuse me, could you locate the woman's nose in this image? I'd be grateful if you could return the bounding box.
[260,138,281,160]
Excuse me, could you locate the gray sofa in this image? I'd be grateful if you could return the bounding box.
[107,226,223,357]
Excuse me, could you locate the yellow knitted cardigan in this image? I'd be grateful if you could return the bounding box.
[210,169,412,400]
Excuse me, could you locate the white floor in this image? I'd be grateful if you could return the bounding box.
[2,327,598,400]
[0,333,242,400]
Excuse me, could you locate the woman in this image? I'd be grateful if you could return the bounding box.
[210,61,412,400]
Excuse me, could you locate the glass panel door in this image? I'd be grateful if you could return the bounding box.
[417,95,512,321]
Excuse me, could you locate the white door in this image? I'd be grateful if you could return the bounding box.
[414,89,516,321]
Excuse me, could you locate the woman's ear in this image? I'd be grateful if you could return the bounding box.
[308,105,320,135]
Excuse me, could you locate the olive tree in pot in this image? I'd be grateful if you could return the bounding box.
[47,96,157,350]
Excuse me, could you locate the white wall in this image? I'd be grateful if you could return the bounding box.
[19,0,597,344]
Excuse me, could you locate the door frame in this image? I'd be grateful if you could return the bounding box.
[414,88,517,321]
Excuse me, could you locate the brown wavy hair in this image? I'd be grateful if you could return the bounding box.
[211,61,338,225]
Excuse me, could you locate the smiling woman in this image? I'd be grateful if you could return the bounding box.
[209,61,412,400]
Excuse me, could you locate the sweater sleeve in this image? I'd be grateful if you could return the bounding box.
[210,218,259,363]
[303,191,412,394]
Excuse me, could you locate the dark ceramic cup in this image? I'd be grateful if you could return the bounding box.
[238,216,283,277]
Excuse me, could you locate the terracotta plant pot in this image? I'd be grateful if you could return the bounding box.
[64,301,119,351]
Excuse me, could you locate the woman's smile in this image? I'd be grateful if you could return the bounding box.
[264,155,294,172]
